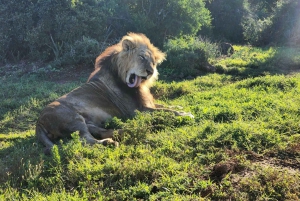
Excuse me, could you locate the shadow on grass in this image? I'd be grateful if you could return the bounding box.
[159,46,300,83]
[0,135,45,186]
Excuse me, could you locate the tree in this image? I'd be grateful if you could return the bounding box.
[0,0,211,63]
[0,0,119,62]
[242,0,300,46]
[206,0,246,43]
[107,0,211,47]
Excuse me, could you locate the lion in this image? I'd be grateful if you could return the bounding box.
[36,33,193,153]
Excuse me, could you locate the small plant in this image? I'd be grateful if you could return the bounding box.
[214,63,228,74]
[47,34,64,61]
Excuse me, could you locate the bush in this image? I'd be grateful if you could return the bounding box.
[112,0,211,47]
[205,0,300,46]
[163,36,219,75]
[0,0,117,63]
[0,1,35,62]
[242,0,300,46]
[60,37,122,66]
[0,0,211,64]
[60,36,101,65]
[205,0,246,43]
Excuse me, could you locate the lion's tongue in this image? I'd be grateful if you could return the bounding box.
[128,74,142,88]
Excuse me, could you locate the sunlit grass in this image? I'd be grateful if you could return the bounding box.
[1,46,300,200]
[212,46,300,76]
[213,46,276,67]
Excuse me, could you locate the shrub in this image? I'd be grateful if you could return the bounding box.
[113,0,211,47]
[0,1,35,61]
[242,0,300,46]
[0,0,211,64]
[0,0,116,63]
[214,64,228,74]
[60,36,101,65]
[205,0,246,43]
[163,36,219,75]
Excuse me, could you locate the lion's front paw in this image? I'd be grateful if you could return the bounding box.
[100,138,119,147]
[176,111,194,118]
[169,105,184,110]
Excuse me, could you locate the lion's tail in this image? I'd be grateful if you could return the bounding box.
[35,124,54,151]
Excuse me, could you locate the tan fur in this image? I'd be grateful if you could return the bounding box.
[36,33,193,154]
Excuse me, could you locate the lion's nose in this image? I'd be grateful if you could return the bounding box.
[146,69,153,76]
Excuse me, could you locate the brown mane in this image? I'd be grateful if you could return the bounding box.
[88,33,166,108]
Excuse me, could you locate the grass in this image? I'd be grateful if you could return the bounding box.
[211,45,300,76]
[1,46,300,200]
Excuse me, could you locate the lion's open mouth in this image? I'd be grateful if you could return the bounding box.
[128,74,146,88]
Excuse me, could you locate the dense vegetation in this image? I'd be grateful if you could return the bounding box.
[1,46,300,200]
[0,0,210,64]
[1,0,300,200]
[0,0,299,66]
[206,0,300,45]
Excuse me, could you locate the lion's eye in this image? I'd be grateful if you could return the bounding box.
[139,55,145,60]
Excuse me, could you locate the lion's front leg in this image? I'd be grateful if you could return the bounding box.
[155,104,183,110]
[172,110,194,118]
[144,107,194,118]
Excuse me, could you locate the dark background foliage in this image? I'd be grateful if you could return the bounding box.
[205,0,245,43]
[0,0,299,66]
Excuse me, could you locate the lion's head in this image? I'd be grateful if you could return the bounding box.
[94,33,166,88]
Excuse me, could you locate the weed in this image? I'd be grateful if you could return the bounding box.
[240,167,300,200]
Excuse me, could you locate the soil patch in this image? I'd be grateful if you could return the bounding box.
[0,62,93,83]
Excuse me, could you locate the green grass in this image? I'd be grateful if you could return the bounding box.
[1,46,300,200]
[212,45,300,76]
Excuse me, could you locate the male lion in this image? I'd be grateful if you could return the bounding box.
[36,33,193,152]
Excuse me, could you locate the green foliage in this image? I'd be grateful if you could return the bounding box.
[206,0,245,43]
[105,111,194,145]
[204,0,300,46]
[113,0,211,47]
[0,0,211,64]
[60,36,101,66]
[0,0,116,63]
[152,80,196,100]
[242,0,300,46]
[1,0,299,65]
[163,36,219,75]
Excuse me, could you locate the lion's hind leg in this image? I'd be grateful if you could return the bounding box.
[74,120,118,147]
[36,124,55,155]
[86,124,114,139]
[86,124,121,145]
[80,129,117,146]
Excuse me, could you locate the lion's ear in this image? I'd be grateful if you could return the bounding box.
[122,39,135,51]
[155,51,166,64]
